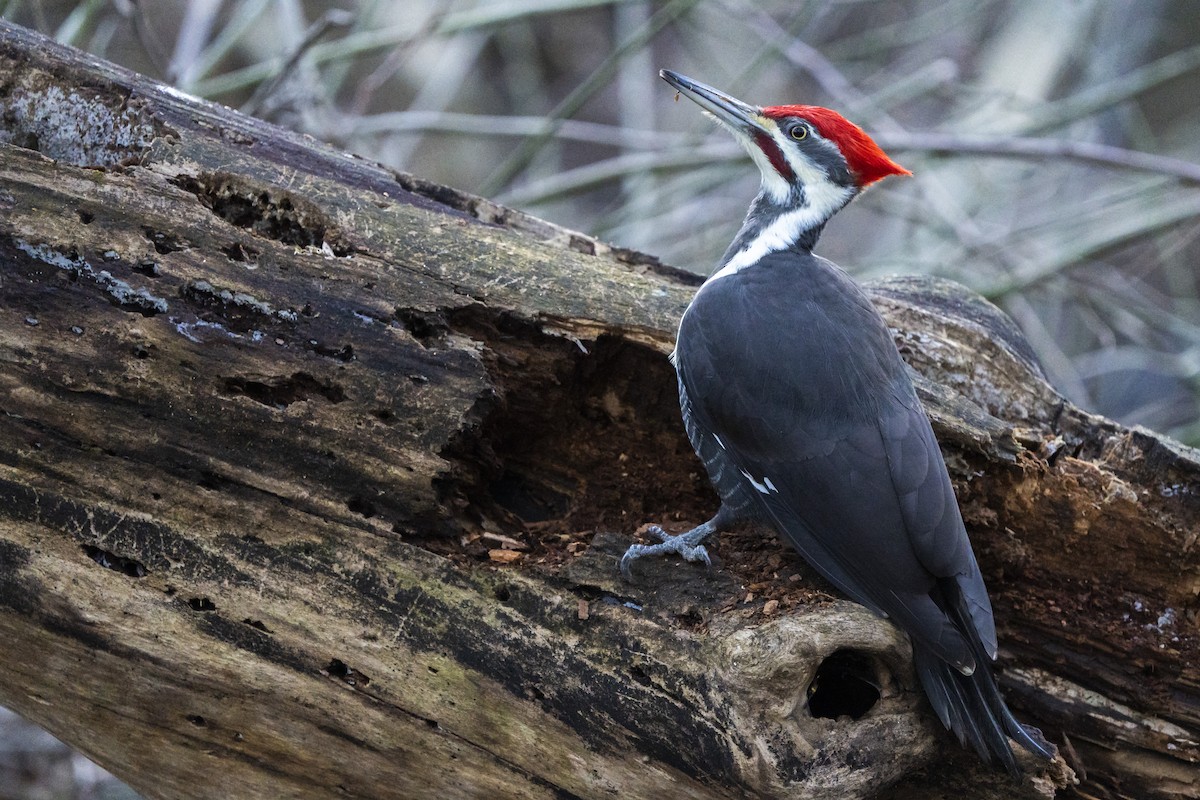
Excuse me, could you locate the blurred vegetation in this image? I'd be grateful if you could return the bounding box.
[4,0,1198,446]
[0,707,141,800]
[0,4,1198,797]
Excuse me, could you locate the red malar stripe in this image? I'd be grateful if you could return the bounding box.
[752,131,795,182]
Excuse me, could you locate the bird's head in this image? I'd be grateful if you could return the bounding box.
[661,69,909,213]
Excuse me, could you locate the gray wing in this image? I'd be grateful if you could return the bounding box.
[676,263,997,670]
[675,357,757,522]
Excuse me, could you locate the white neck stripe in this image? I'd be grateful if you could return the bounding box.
[700,181,853,289]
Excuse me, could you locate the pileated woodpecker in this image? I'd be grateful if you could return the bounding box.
[621,70,1056,776]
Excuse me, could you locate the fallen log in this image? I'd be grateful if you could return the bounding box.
[0,20,1195,800]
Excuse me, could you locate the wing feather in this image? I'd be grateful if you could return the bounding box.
[675,251,996,670]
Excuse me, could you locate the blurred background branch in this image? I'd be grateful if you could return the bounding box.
[2,1,1199,796]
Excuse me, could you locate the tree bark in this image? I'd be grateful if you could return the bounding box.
[0,20,1195,800]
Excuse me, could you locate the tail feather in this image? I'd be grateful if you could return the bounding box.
[913,581,1057,777]
[915,647,1023,776]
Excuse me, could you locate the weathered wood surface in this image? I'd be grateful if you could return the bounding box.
[0,21,1195,800]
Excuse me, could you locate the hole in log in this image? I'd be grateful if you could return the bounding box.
[222,372,346,408]
[488,469,571,523]
[220,242,258,263]
[422,308,714,565]
[325,658,370,686]
[628,665,651,686]
[807,650,882,721]
[198,470,228,491]
[347,495,376,518]
[187,597,217,612]
[170,173,353,256]
[394,308,448,345]
[186,715,207,727]
[143,227,188,254]
[82,545,147,578]
[309,341,355,362]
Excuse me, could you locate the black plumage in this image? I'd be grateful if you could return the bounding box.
[621,70,1056,776]
[676,250,1050,773]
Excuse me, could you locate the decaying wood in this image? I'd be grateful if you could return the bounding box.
[0,21,1195,800]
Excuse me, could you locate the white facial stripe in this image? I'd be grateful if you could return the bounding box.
[773,126,838,188]
[705,112,791,203]
[688,115,854,293]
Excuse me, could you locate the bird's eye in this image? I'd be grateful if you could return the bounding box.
[790,125,809,141]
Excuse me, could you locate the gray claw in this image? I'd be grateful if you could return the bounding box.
[645,525,672,543]
[619,529,713,581]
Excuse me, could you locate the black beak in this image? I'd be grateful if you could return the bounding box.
[660,69,768,137]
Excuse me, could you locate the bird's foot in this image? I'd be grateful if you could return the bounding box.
[619,525,712,581]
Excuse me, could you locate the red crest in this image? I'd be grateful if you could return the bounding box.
[764,105,910,187]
